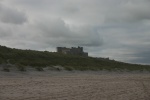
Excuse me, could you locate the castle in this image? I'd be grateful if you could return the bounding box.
[57,46,88,57]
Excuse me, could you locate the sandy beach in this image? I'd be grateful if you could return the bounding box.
[0,71,150,100]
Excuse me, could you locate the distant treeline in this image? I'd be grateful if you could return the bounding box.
[0,45,150,71]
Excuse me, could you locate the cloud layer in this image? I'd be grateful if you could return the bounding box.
[0,0,150,64]
[0,4,27,24]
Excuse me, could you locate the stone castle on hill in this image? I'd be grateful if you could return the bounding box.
[57,46,88,57]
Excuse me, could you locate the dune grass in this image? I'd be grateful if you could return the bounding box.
[0,45,150,72]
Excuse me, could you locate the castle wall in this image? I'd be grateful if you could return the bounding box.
[56,47,88,57]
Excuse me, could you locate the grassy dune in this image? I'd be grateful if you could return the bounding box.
[0,45,150,71]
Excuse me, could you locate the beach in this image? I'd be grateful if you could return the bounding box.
[0,71,150,100]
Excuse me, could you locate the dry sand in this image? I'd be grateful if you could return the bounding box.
[0,71,150,100]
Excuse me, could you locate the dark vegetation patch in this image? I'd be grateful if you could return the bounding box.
[2,67,10,72]
[16,64,26,71]
[35,67,44,71]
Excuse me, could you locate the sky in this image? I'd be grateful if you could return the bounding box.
[0,0,150,64]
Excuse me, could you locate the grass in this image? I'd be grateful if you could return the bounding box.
[0,45,150,72]
[16,64,26,71]
[2,67,10,72]
[35,67,44,71]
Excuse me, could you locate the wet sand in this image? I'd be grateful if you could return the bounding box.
[0,71,150,100]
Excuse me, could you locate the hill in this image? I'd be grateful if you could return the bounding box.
[0,45,150,71]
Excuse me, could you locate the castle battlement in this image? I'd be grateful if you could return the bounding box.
[57,46,88,57]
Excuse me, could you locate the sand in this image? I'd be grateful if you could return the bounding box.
[0,71,150,100]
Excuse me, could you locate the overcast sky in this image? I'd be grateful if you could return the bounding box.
[0,0,150,64]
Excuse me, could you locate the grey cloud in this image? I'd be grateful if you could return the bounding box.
[0,4,27,24]
[127,48,150,64]
[0,26,10,37]
[104,0,150,23]
[35,19,72,38]
[120,45,150,65]
[34,19,103,47]
[0,23,15,38]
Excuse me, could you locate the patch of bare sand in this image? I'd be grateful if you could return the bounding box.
[0,71,150,100]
